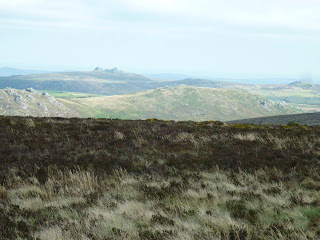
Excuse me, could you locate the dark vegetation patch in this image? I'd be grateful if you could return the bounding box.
[225,200,260,224]
[0,116,319,181]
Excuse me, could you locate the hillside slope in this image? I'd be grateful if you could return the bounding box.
[61,85,302,121]
[0,88,78,117]
[229,112,320,125]
[2,67,319,114]
[231,81,320,112]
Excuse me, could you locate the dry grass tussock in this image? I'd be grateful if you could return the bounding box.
[0,167,320,240]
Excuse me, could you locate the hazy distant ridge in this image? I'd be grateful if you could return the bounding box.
[0,67,49,76]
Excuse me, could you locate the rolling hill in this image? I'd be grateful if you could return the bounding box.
[232,81,320,112]
[157,78,224,88]
[60,85,302,121]
[2,68,319,113]
[1,67,319,121]
[0,69,257,96]
[0,88,78,117]
[0,67,158,95]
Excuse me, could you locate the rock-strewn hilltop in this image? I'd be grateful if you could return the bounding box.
[93,67,145,78]
[0,88,78,117]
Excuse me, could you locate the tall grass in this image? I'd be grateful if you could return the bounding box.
[1,167,319,240]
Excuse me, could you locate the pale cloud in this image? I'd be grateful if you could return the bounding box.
[0,0,44,8]
[0,0,96,27]
[120,0,320,32]
[1,0,320,34]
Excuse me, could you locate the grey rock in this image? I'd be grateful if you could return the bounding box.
[105,67,125,74]
[26,88,37,93]
[260,101,267,107]
[93,67,104,71]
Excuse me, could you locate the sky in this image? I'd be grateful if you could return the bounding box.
[0,0,320,79]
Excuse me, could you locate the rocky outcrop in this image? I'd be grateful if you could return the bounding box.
[93,67,104,71]
[105,67,124,74]
[0,88,78,117]
[93,67,140,78]
[93,67,124,73]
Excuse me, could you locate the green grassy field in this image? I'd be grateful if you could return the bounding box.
[42,90,103,99]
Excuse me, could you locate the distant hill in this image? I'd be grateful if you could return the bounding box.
[60,85,302,121]
[157,78,224,88]
[0,67,255,96]
[228,112,320,125]
[0,67,306,94]
[228,80,320,112]
[287,81,319,89]
[0,68,248,96]
[0,67,48,76]
[0,88,78,117]
[0,67,157,95]
[142,73,193,80]
[1,68,320,113]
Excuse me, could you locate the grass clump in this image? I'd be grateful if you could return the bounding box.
[225,200,260,224]
[0,186,7,200]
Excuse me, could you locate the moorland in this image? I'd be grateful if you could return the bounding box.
[0,116,319,239]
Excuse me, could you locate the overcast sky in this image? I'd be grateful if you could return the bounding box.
[0,0,320,79]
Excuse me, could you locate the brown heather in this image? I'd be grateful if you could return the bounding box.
[0,116,319,239]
